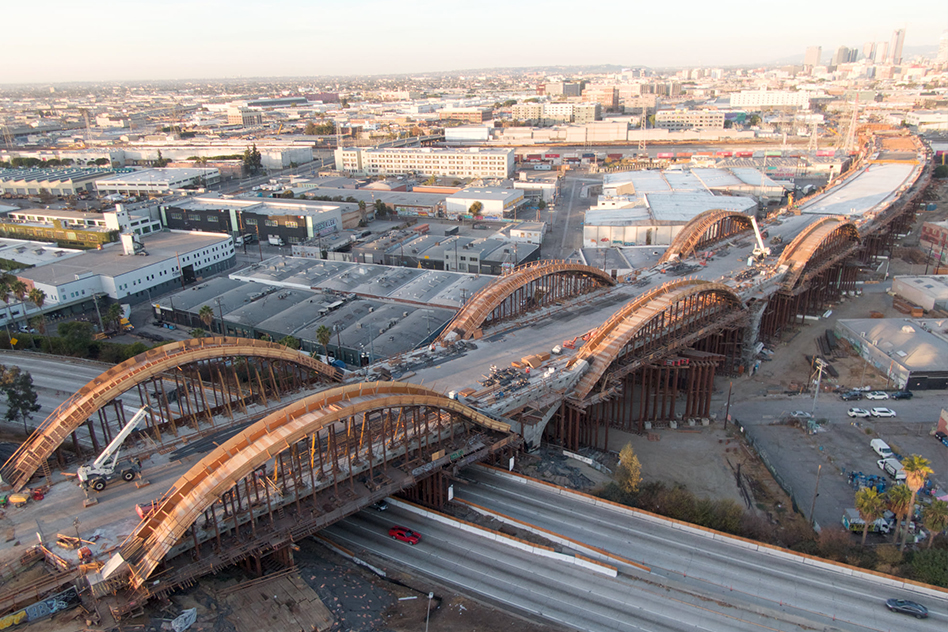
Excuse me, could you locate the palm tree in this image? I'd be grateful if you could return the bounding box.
[922,499,948,549]
[855,487,886,546]
[198,305,215,336]
[315,325,332,362]
[886,484,912,544]
[10,280,27,330]
[901,454,933,551]
[105,303,122,333]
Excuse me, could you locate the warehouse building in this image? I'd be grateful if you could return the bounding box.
[18,230,235,307]
[0,167,113,197]
[835,318,948,390]
[95,168,221,197]
[892,275,948,312]
[655,109,725,130]
[334,147,514,179]
[445,188,525,219]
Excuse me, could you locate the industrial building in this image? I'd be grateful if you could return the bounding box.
[0,167,113,197]
[160,196,344,245]
[445,188,525,219]
[728,90,811,109]
[334,147,514,179]
[95,168,221,197]
[920,220,948,261]
[834,318,948,390]
[3,204,162,236]
[226,107,263,127]
[438,108,492,123]
[17,230,235,307]
[511,103,601,125]
[892,275,948,312]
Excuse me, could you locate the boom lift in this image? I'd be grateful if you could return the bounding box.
[77,406,148,492]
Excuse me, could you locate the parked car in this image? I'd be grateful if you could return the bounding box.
[884,598,928,619]
[866,391,889,400]
[847,408,871,418]
[790,411,814,419]
[389,525,421,545]
[870,408,897,418]
[840,391,863,401]
[891,391,913,400]
[935,431,948,448]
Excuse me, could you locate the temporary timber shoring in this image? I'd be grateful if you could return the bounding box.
[108,381,515,610]
[1,337,342,491]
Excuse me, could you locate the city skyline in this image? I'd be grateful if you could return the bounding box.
[2,0,946,83]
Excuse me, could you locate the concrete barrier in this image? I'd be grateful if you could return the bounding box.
[476,464,948,601]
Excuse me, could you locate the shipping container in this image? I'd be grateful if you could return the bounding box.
[764,150,782,157]
[565,157,580,163]
[657,152,674,159]
[525,154,541,161]
[816,149,835,157]
[564,152,579,158]
[582,152,596,159]
[695,152,713,157]
[736,151,753,158]
[715,151,733,157]
[676,152,693,158]
[413,223,429,234]
[607,153,624,160]
[545,153,560,159]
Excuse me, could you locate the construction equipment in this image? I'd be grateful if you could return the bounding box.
[77,406,148,492]
[750,217,771,260]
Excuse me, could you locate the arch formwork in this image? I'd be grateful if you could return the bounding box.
[777,216,861,292]
[438,261,616,343]
[571,279,746,402]
[1,337,342,491]
[114,382,515,597]
[659,210,754,263]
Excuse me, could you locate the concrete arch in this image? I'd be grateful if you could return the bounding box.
[660,210,754,263]
[438,261,616,342]
[120,381,509,588]
[0,337,342,491]
[777,217,861,290]
[572,279,745,400]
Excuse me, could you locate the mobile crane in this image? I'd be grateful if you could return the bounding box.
[77,406,148,492]
[750,216,771,260]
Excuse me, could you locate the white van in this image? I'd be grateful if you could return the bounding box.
[870,439,893,459]
[878,458,906,481]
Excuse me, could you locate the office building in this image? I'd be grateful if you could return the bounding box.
[654,110,725,130]
[583,85,620,111]
[889,28,906,64]
[804,46,822,67]
[545,82,582,97]
[438,108,492,124]
[334,147,514,179]
[939,31,948,64]
[227,107,263,126]
[832,46,858,66]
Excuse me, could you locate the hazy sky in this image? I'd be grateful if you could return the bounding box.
[3,0,947,83]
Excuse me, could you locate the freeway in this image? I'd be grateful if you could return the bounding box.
[445,466,945,631]
[325,504,817,632]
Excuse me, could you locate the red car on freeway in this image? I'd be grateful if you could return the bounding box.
[389,526,421,545]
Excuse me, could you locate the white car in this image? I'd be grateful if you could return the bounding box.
[790,410,814,419]
[847,408,871,418]
[866,391,889,400]
[870,407,897,418]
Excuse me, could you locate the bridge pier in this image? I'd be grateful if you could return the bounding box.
[741,300,769,371]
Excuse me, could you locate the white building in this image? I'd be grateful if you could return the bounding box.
[18,230,235,307]
[334,147,514,179]
[729,90,810,109]
[509,222,546,245]
[905,111,948,132]
[95,168,221,197]
[445,188,525,218]
[655,110,726,130]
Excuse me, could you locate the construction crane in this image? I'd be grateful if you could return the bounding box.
[750,217,771,260]
[77,406,148,492]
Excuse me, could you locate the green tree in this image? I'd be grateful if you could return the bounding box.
[748,114,762,126]
[92,157,110,166]
[280,190,295,199]
[616,442,642,494]
[911,548,948,587]
[9,279,26,329]
[887,484,913,544]
[315,325,332,361]
[537,199,547,210]
[901,455,933,550]
[243,144,263,175]
[0,365,41,433]
[723,119,734,129]
[154,150,169,167]
[469,201,483,216]
[190,327,206,338]
[855,487,886,546]
[304,122,319,136]
[277,335,301,350]
[934,165,948,179]
[198,305,215,334]
[105,303,122,332]
[58,321,95,356]
[922,499,948,549]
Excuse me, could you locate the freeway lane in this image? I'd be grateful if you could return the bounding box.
[454,467,945,631]
[325,506,816,632]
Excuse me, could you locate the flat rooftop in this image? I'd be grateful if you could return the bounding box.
[97,168,213,184]
[837,318,948,371]
[0,239,82,267]
[19,230,231,285]
[449,188,522,201]
[171,196,344,217]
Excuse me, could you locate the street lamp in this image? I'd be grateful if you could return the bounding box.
[425,592,434,632]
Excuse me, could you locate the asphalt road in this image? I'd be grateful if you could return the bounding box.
[442,466,946,632]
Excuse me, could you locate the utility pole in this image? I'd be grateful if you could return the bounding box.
[215,297,225,336]
[723,381,732,430]
[92,293,104,333]
[811,358,827,414]
[809,464,822,529]
[638,105,647,156]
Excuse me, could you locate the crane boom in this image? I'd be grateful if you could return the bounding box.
[91,406,149,470]
[749,217,771,258]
